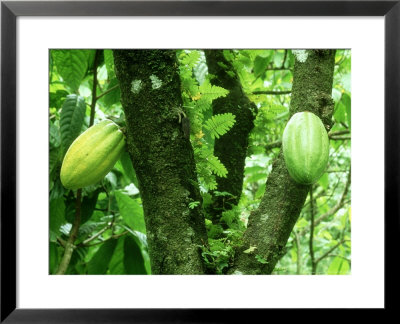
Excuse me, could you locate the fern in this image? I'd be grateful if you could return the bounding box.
[194,97,211,112]
[180,50,201,68]
[199,80,229,101]
[199,148,228,178]
[204,113,236,139]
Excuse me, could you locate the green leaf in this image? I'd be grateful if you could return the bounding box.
[255,183,266,199]
[341,73,351,92]
[49,149,59,174]
[50,197,65,235]
[200,149,228,178]
[327,256,350,275]
[318,173,329,191]
[52,50,91,92]
[105,172,118,188]
[49,122,61,149]
[188,201,200,209]
[50,178,65,200]
[80,190,100,224]
[108,237,125,274]
[194,97,212,112]
[246,172,267,183]
[180,50,201,68]
[341,93,351,129]
[103,50,115,78]
[115,191,146,234]
[273,51,284,68]
[87,239,118,274]
[122,228,151,274]
[253,55,270,78]
[204,113,236,139]
[103,78,120,107]
[119,151,138,186]
[124,235,147,274]
[59,94,86,152]
[199,80,229,101]
[334,100,346,123]
[50,89,69,109]
[49,242,59,274]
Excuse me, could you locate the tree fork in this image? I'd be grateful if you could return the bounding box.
[231,50,336,274]
[113,50,207,274]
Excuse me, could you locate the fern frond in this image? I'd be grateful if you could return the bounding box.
[180,50,201,68]
[199,80,229,101]
[204,113,236,139]
[200,149,228,178]
[199,174,218,191]
[194,97,211,112]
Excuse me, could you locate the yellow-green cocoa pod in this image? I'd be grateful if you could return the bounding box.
[282,111,329,185]
[60,120,125,190]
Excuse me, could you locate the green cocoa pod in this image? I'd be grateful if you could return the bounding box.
[282,111,329,185]
[60,120,125,190]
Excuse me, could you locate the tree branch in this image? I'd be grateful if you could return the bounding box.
[57,236,67,248]
[83,231,129,247]
[329,130,350,136]
[252,90,292,96]
[281,49,288,69]
[79,223,112,246]
[265,130,351,152]
[325,254,351,263]
[315,239,350,266]
[299,169,351,237]
[265,140,282,151]
[56,189,82,274]
[330,135,351,141]
[96,84,119,101]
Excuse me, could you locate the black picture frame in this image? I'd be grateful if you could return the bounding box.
[1,0,398,322]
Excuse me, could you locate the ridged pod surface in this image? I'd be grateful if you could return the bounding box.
[282,112,329,185]
[60,120,125,190]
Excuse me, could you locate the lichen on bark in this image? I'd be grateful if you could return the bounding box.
[113,50,207,274]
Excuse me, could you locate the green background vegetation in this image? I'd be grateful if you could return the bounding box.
[49,49,351,275]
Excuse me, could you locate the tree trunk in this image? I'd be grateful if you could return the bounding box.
[113,50,207,274]
[204,50,256,224]
[231,50,336,274]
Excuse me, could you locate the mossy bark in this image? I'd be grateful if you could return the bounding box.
[231,50,336,274]
[113,50,207,274]
[204,50,256,224]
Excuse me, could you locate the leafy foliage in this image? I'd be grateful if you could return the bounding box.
[87,239,118,274]
[52,50,93,93]
[204,113,236,139]
[59,94,86,153]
